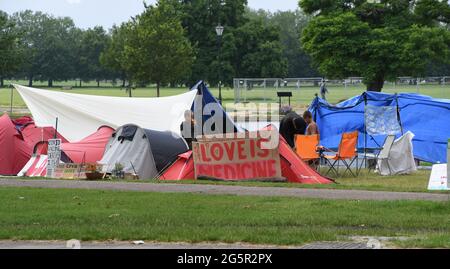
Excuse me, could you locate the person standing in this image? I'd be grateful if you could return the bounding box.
[303,110,321,168]
[320,78,329,100]
[303,111,320,137]
[180,110,201,149]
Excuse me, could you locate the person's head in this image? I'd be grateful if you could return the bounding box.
[292,117,306,134]
[303,111,313,124]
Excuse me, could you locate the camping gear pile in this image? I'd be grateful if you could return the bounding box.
[2,82,332,185]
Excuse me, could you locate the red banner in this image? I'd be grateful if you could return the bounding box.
[193,132,281,181]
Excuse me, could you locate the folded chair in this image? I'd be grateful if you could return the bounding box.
[323,131,359,177]
[366,135,396,175]
[295,135,320,169]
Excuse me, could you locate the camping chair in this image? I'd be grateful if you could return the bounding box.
[295,135,320,169]
[365,135,396,175]
[323,131,359,177]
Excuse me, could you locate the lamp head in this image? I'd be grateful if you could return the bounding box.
[215,24,224,36]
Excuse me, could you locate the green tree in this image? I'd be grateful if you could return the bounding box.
[10,10,44,87]
[232,17,288,78]
[100,23,131,87]
[124,0,195,96]
[179,0,248,86]
[246,8,319,78]
[77,26,110,87]
[12,10,78,87]
[300,0,450,91]
[0,11,23,87]
[270,9,319,77]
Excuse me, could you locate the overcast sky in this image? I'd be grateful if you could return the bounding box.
[0,0,299,29]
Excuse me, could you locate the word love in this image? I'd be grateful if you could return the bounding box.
[193,133,281,181]
[196,138,271,163]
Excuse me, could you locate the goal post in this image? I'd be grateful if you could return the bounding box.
[233,77,324,103]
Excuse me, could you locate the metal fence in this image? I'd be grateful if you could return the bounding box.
[233,77,450,103]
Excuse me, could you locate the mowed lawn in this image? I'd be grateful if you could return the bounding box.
[154,170,449,194]
[1,80,449,109]
[0,187,448,248]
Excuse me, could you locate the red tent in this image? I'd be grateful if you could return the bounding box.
[21,123,68,150]
[12,116,34,127]
[160,151,195,180]
[33,141,49,155]
[278,136,332,184]
[12,116,68,153]
[160,127,333,184]
[0,114,33,175]
[61,126,115,163]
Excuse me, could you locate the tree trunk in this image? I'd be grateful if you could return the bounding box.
[0,77,4,88]
[366,76,385,92]
[79,79,82,88]
[48,79,53,88]
[122,79,126,88]
[28,75,33,87]
[156,81,160,97]
[97,80,100,87]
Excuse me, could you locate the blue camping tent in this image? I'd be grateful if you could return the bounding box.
[190,81,240,134]
[309,92,450,164]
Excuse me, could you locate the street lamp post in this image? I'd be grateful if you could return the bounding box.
[216,23,224,104]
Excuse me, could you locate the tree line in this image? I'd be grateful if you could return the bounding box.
[1,0,449,93]
[300,0,450,91]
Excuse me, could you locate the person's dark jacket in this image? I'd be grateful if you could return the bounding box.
[279,112,307,148]
[181,120,203,149]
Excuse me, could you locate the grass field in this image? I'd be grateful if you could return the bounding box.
[152,170,448,194]
[0,187,448,248]
[1,80,449,109]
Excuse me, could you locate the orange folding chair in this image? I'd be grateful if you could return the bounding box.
[295,135,320,161]
[323,131,359,177]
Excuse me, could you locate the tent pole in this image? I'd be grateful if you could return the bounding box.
[312,95,321,168]
[395,93,404,135]
[54,117,58,139]
[78,153,86,178]
[364,93,368,170]
[313,93,319,121]
[9,84,13,114]
[130,161,138,176]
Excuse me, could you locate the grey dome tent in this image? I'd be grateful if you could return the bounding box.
[99,125,189,180]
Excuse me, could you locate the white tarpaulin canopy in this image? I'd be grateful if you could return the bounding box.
[14,84,198,142]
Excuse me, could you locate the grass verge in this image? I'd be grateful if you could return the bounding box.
[149,170,448,194]
[11,169,447,194]
[0,187,448,248]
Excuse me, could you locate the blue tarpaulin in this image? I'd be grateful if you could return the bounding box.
[309,92,450,164]
[190,81,240,133]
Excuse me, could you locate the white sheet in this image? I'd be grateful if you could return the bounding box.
[14,85,198,142]
[377,131,417,176]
